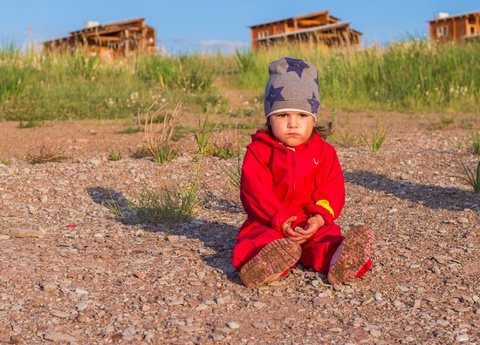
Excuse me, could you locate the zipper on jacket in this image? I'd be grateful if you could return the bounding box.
[289,148,296,205]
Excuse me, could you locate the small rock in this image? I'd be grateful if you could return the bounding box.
[41,283,57,293]
[455,334,469,342]
[227,321,240,329]
[214,327,231,336]
[178,325,200,332]
[133,272,146,279]
[43,332,78,342]
[9,229,43,238]
[50,310,71,319]
[252,321,266,329]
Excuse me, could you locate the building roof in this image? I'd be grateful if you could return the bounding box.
[255,21,355,42]
[428,10,480,23]
[43,17,154,45]
[249,10,340,28]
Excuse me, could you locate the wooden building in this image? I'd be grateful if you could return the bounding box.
[429,11,480,43]
[249,10,362,50]
[43,18,156,60]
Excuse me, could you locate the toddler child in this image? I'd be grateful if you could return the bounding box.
[232,57,375,287]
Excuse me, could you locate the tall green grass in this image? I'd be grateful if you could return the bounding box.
[0,44,224,124]
[0,39,479,124]
[230,41,480,114]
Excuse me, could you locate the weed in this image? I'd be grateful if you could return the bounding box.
[336,130,361,148]
[102,188,134,219]
[459,161,480,193]
[139,100,181,163]
[135,159,201,222]
[18,119,42,129]
[0,157,13,165]
[362,124,388,152]
[212,147,240,159]
[26,139,71,164]
[194,113,214,155]
[115,126,141,134]
[428,114,455,131]
[150,146,179,164]
[210,129,241,159]
[218,153,243,189]
[469,131,480,155]
[108,152,123,161]
[235,50,256,73]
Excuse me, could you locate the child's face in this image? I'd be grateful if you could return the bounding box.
[269,111,315,147]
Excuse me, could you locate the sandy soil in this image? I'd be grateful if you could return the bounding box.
[0,107,479,344]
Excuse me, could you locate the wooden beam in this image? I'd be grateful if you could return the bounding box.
[298,19,322,26]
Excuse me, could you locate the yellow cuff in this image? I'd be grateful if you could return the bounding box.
[316,199,334,217]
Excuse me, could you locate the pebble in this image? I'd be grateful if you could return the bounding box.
[43,332,78,342]
[50,310,71,319]
[252,321,267,329]
[9,229,43,238]
[1,126,480,345]
[455,334,469,342]
[227,321,240,329]
[178,325,200,332]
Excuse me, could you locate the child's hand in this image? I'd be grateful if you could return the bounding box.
[281,216,303,242]
[293,214,325,244]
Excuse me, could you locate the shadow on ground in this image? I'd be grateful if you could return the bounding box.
[344,170,479,211]
[86,187,243,285]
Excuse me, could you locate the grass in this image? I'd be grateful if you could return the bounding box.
[103,188,133,218]
[103,158,201,223]
[135,184,199,222]
[333,130,361,148]
[26,139,71,164]
[194,113,214,155]
[428,114,456,131]
[362,124,389,152]
[135,159,201,222]
[108,152,123,161]
[459,162,480,193]
[115,126,142,134]
[469,131,480,155]
[138,101,181,163]
[1,39,479,125]
[0,157,13,165]
[219,153,243,189]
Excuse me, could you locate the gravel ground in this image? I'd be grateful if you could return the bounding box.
[0,114,479,345]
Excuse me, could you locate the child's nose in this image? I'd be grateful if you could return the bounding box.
[288,117,298,127]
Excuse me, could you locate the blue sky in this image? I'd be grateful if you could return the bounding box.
[1,0,479,54]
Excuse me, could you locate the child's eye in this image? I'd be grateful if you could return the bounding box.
[299,113,309,118]
[275,113,288,118]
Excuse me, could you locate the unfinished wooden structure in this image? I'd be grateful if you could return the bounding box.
[249,10,361,50]
[429,11,480,43]
[43,18,156,60]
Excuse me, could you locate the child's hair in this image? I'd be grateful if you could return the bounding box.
[259,119,333,140]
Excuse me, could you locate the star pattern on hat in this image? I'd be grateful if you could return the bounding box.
[308,92,320,115]
[265,85,285,108]
[285,57,310,78]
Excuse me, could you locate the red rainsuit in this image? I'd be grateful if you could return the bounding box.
[232,130,371,276]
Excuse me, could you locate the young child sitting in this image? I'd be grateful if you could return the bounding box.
[232,57,375,287]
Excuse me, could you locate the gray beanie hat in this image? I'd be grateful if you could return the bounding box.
[264,57,320,118]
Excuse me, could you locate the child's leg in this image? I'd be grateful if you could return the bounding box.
[299,223,344,274]
[300,224,374,283]
[232,226,301,288]
[327,225,376,285]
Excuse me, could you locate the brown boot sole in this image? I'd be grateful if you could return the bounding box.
[239,238,302,288]
[327,225,376,285]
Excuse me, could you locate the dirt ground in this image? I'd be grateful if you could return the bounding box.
[0,105,479,344]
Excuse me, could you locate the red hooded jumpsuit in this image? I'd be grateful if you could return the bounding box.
[232,130,371,276]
